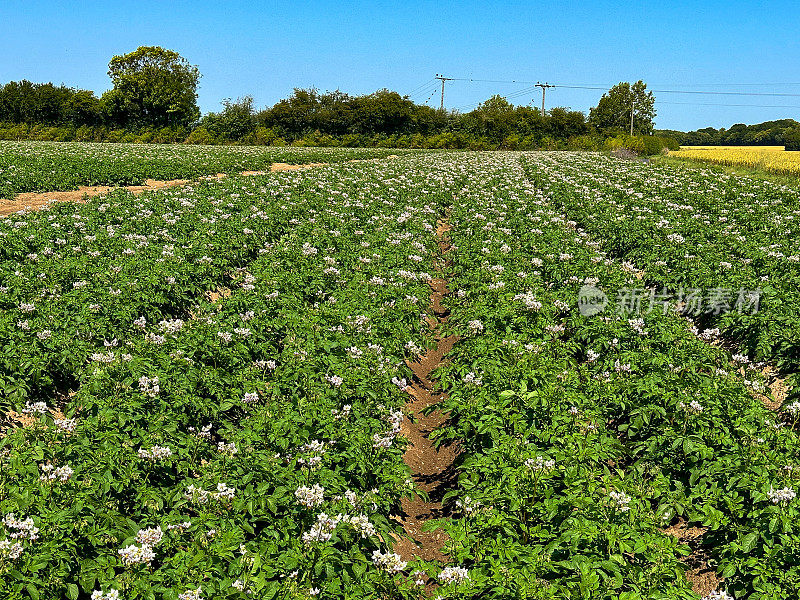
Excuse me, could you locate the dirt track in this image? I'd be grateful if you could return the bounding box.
[394,219,460,578]
[0,162,326,217]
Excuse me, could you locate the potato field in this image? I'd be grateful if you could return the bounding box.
[0,146,798,600]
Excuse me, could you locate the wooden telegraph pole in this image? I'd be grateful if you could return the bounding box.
[535,82,555,116]
[630,97,635,135]
[435,75,454,111]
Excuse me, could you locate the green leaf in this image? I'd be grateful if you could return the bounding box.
[741,532,758,553]
[722,562,737,578]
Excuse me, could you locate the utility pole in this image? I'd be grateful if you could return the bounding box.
[435,74,453,111]
[630,97,635,135]
[535,82,555,116]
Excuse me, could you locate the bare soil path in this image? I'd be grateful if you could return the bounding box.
[662,520,721,596]
[0,162,329,217]
[394,219,461,569]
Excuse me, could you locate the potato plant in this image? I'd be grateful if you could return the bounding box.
[520,152,800,381]
[431,153,800,599]
[0,155,451,599]
[0,141,415,198]
[1,149,799,600]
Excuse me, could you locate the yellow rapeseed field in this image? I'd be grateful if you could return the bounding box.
[669,145,800,176]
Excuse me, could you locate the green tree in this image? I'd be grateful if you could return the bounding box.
[350,89,414,135]
[68,90,102,126]
[202,96,257,141]
[261,88,322,136]
[589,81,655,134]
[465,95,516,143]
[547,107,590,139]
[475,94,515,114]
[106,46,200,128]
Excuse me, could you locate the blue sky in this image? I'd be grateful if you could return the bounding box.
[1,0,798,131]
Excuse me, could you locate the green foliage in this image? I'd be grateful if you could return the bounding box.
[605,134,679,156]
[433,151,800,598]
[658,119,800,151]
[0,141,415,197]
[260,88,439,138]
[201,97,257,142]
[0,152,452,599]
[0,148,799,599]
[590,81,656,135]
[106,46,201,128]
[565,134,604,151]
[184,126,214,145]
[0,70,651,149]
[0,81,102,127]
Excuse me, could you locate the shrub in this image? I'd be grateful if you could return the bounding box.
[185,127,214,145]
[567,135,603,151]
[605,134,678,156]
[252,127,282,146]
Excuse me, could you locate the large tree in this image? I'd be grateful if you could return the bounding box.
[589,81,655,134]
[106,46,200,128]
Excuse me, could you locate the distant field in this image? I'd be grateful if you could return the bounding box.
[670,145,800,176]
[0,141,415,198]
[678,145,786,151]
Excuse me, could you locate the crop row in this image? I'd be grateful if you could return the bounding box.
[429,153,799,599]
[521,153,800,385]
[0,141,416,198]
[0,155,465,599]
[3,150,799,600]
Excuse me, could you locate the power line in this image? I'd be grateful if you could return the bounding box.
[409,82,439,101]
[574,82,800,87]
[553,84,800,98]
[422,75,800,112]
[504,85,539,100]
[409,78,436,92]
[423,86,439,106]
[443,76,800,89]
[445,77,539,84]
[454,95,530,114]
[454,102,481,112]
[656,100,800,109]
[407,79,437,96]
[550,82,800,88]
[453,84,540,112]
[453,97,800,113]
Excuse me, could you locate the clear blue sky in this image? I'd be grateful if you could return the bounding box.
[1,0,798,131]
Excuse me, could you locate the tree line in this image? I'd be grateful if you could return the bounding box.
[0,47,199,130]
[0,46,676,152]
[190,91,594,148]
[657,119,800,151]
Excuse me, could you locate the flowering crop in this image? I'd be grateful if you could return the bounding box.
[1,147,799,599]
[0,150,446,599]
[428,151,800,599]
[0,140,413,198]
[521,151,800,378]
[670,146,800,177]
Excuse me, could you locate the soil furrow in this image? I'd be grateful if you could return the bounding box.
[394,219,460,569]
